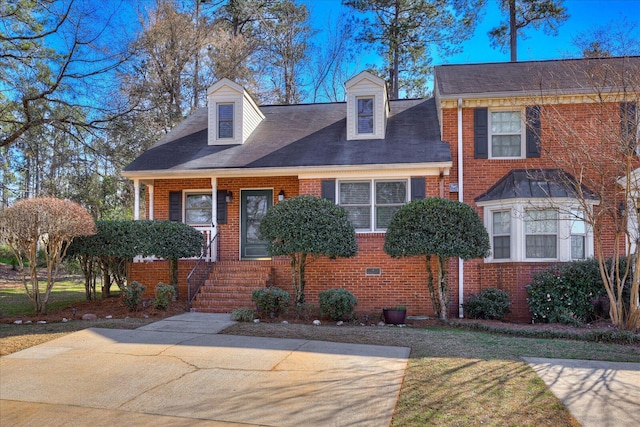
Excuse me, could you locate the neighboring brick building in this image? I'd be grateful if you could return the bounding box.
[123,58,640,322]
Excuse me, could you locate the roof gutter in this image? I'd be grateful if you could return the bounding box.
[458,97,465,319]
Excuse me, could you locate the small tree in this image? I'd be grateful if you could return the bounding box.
[0,197,96,314]
[259,195,357,306]
[384,198,490,320]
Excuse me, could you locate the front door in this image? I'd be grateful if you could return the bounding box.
[241,190,273,259]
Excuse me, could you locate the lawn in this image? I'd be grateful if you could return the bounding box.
[0,279,91,316]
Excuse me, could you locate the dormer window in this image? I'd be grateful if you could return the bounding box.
[357,97,374,134]
[217,103,234,139]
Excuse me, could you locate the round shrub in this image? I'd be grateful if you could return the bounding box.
[153,282,175,310]
[527,259,608,325]
[319,288,358,321]
[122,281,146,312]
[231,308,255,322]
[252,287,290,318]
[463,288,511,320]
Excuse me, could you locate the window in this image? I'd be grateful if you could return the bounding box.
[525,209,557,259]
[185,193,212,225]
[492,211,511,259]
[357,97,374,134]
[339,179,407,231]
[490,110,523,158]
[570,210,586,260]
[217,103,234,139]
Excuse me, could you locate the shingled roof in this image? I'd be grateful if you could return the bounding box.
[434,56,640,98]
[123,98,450,175]
[475,169,598,203]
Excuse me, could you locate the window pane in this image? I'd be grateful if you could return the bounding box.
[218,104,233,138]
[357,98,374,133]
[571,235,585,259]
[492,211,510,234]
[493,236,510,259]
[186,194,212,209]
[340,182,370,204]
[526,235,557,258]
[570,211,586,234]
[376,181,406,204]
[492,135,521,157]
[525,210,558,233]
[185,194,212,224]
[491,111,521,133]
[376,206,401,229]
[345,206,371,229]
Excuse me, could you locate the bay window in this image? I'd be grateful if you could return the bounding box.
[525,209,558,259]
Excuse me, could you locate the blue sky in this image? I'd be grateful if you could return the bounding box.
[306,0,640,64]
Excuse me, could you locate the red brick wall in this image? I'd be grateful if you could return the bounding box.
[441,101,629,321]
[128,260,198,300]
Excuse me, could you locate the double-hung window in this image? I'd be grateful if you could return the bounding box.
[492,210,511,259]
[490,110,523,158]
[339,179,407,231]
[217,103,234,139]
[525,209,558,259]
[185,193,212,225]
[570,210,586,260]
[357,97,374,134]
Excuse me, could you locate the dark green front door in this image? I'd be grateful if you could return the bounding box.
[241,190,272,259]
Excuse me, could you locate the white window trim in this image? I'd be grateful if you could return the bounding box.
[480,199,595,263]
[356,96,375,135]
[488,108,526,159]
[217,102,235,140]
[491,210,512,261]
[183,190,214,226]
[337,178,408,233]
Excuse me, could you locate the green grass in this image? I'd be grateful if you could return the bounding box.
[0,279,89,316]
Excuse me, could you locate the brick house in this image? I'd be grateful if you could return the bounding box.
[123,57,640,321]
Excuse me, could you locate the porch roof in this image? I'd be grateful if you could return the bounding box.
[123,98,451,175]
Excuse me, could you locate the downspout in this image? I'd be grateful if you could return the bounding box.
[148,184,154,220]
[457,98,465,318]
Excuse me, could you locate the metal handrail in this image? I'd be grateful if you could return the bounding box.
[187,233,218,310]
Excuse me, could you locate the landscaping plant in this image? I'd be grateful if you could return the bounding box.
[384,197,490,320]
[463,288,511,320]
[153,282,176,310]
[259,196,357,306]
[319,288,358,321]
[252,287,290,318]
[122,281,146,311]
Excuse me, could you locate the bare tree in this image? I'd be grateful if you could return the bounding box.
[533,57,640,330]
[572,16,640,58]
[0,0,135,148]
[0,198,96,314]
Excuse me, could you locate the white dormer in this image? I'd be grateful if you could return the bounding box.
[207,79,264,145]
[345,71,389,140]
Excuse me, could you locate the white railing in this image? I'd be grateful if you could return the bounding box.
[193,226,217,262]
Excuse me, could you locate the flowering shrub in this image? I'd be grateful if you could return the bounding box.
[526,259,608,324]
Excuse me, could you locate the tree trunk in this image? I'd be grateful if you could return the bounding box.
[509,0,517,62]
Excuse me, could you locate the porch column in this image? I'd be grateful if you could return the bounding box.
[148,184,154,220]
[211,177,217,229]
[133,179,140,220]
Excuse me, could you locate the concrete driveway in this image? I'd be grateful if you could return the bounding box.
[0,313,410,426]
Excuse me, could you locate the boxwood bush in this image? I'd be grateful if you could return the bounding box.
[463,288,511,320]
[527,259,609,325]
[319,288,358,321]
[252,287,290,318]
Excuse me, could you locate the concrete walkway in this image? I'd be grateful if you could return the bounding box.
[525,357,640,427]
[0,313,410,426]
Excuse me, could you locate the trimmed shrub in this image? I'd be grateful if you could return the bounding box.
[231,308,255,322]
[319,288,358,321]
[252,287,290,318]
[153,282,175,310]
[463,288,511,320]
[122,281,146,311]
[527,259,608,324]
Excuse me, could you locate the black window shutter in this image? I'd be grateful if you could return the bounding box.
[622,102,637,154]
[169,191,182,222]
[411,177,425,200]
[321,179,336,202]
[526,105,541,158]
[474,108,488,159]
[216,190,227,224]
